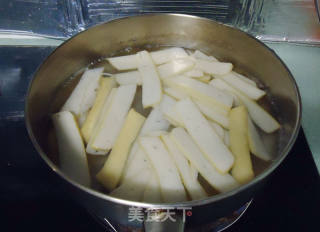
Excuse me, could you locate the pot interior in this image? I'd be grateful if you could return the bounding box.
[26,14,301,204]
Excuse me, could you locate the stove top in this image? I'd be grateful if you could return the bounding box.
[0,46,319,232]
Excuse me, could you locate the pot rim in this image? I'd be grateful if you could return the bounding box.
[25,13,302,209]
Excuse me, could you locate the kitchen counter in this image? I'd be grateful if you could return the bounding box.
[266,42,320,170]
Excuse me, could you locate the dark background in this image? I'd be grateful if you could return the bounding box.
[0,47,319,232]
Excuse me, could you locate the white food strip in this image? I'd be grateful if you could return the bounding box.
[137,50,162,108]
[233,72,257,87]
[164,86,229,128]
[77,110,88,127]
[110,168,151,201]
[210,79,280,133]
[191,50,218,61]
[126,108,170,166]
[193,97,228,116]
[195,59,232,76]
[159,94,183,127]
[210,78,240,105]
[122,106,170,182]
[150,47,188,65]
[189,163,199,181]
[145,130,168,137]
[86,144,109,156]
[175,98,234,173]
[107,54,138,71]
[184,68,204,78]
[224,130,230,147]
[52,111,90,187]
[139,136,187,202]
[248,116,272,161]
[171,128,239,193]
[115,71,142,85]
[231,92,242,107]
[220,72,265,100]
[108,47,188,70]
[143,170,163,203]
[164,75,233,110]
[122,148,152,182]
[161,134,208,200]
[157,58,194,79]
[125,106,170,166]
[91,84,137,151]
[140,105,171,135]
[210,121,225,139]
[164,87,188,100]
[61,67,103,116]
[194,100,229,129]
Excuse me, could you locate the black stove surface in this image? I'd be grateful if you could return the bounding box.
[0,47,319,232]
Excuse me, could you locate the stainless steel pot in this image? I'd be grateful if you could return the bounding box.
[25,14,301,231]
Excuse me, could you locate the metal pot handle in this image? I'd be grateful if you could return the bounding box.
[144,209,186,232]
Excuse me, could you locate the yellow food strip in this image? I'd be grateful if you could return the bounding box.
[81,78,116,143]
[229,106,254,184]
[96,109,145,191]
[86,88,117,155]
